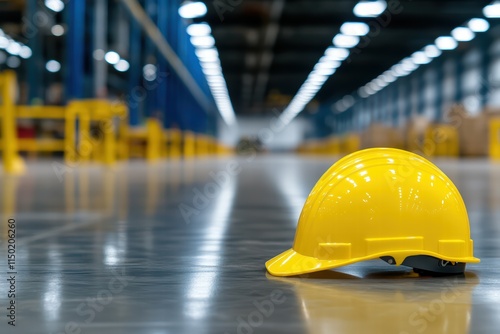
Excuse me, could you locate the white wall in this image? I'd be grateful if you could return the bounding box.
[218,116,311,151]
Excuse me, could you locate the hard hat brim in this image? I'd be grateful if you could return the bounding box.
[265,248,365,277]
[266,248,480,277]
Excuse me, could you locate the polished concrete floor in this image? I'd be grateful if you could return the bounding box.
[0,154,499,334]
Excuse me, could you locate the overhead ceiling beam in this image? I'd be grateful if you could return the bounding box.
[120,0,214,114]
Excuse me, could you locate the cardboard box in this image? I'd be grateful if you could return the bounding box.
[459,113,489,156]
[361,123,405,149]
[445,105,490,156]
[406,116,431,153]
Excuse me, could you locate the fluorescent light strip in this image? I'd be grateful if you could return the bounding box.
[0,29,32,59]
[353,0,387,18]
[468,18,489,33]
[179,1,207,19]
[279,47,351,126]
[451,27,475,42]
[355,17,488,101]
[279,1,389,126]
[484,1,500,18]
[188,23,236,126]
[340,22,370,36]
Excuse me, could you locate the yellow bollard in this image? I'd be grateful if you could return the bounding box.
[326,137,340,155]
[167,128,182,158]
[116,104,129,161]
[425,125,459,157]
[183,131,196,158]
[146,118,162,162]
[102,118,116,165]
[0,71,25,174]
[490,118,500,160]
[345,133,361,154]
[207,137,216,155]
[195,135,210,156]
[79,107,92,162]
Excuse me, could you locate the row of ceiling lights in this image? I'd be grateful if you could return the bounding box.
[335,1,500,113]
[279,0,388,125]
[179,1,237,126]
[1,0,65,70]
[351,16,491,107]
[44,50,131,74]
[0,29,33,69]
[41,0,66,72]
[281,1,500,124]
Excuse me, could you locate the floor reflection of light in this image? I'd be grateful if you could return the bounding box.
[184,179,236,321]
[104,222,127,266]
[104,244,119,266]
[272,164,308,221]
[43,278,62,320]
[44,245,62,321]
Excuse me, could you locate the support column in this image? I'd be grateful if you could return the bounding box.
[128,10,141,126]
[26,0,43,103]
[93,0,108,97]
[65,0,86,99]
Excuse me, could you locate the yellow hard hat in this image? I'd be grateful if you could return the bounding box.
[266,148,480,276]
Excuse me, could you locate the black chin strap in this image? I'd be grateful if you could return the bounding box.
[381,255,466,276]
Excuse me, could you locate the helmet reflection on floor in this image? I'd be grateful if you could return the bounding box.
[267,271,478,334]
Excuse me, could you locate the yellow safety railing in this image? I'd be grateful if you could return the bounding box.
[67,99,128,165]
[0,71,131,172]
[126,118,229,161]
[165,128,182,158]
[0,71,74,173]
[1,70,231,172]
[127,119,171,162]
[183,131,196,158]
[146,118,162,163]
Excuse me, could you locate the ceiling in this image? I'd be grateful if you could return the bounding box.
[0,0,24,35]
[0,0,488,116]
[197,0,487,115]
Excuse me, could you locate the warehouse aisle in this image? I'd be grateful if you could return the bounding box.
[0,155,499,334]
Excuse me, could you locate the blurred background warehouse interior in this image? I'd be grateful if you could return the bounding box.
[1,0,500,155]
[1,0,500,333]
